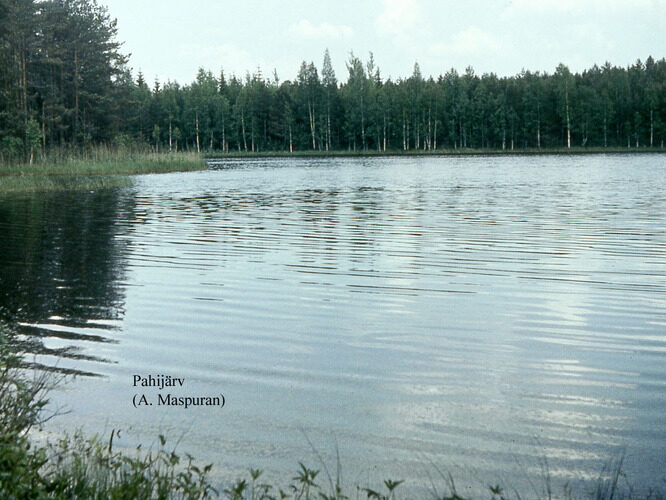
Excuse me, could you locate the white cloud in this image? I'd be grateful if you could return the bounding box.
[289,19,353,40]
[506,0,654,15]
[375,0,421,37]
[431,26,502,56]
[508,0,581,12]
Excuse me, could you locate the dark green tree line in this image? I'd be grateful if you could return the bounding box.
[115,53,666,153]
[2,0,665,161]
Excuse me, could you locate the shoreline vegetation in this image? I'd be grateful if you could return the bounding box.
[205,146,665,158]
[2,0,665,168]
[0,151,207,193]
[1,327,664,499]
[1,146,663,193]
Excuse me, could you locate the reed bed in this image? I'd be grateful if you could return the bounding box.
[0,151,206,193]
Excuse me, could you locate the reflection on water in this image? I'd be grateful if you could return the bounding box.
[0,154,664,494]
[0,189,135,372]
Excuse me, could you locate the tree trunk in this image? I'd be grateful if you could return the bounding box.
[241,111,247,151]
[74,48,79,144]
[537,102,541,149]
[582,120,588,147]
[603,103,607,148]
[196,112,201,153]
[308,100,316,150]
[21,36,28,151]
[41,102,46,152]
[565,87,571,149]
[326,96,331,151]
[289,124,293,153]
[432,120,437,151]
[360,96,366,150]
[169,118,172,152]
[222,114,226,152]
[428,107,432,150]
[511,120,515,150]
[327,111,331,151]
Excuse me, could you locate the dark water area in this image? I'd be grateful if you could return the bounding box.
[1,154,664,495]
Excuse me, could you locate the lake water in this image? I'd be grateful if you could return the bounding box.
[1,154,665,496]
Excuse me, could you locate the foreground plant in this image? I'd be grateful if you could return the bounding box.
[1,324,217,499]
[0,327,53,497]
[43,431,217,499]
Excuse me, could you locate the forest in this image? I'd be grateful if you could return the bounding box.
[1,0,665,162]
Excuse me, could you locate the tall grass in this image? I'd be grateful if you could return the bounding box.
[0,175,133,193]
[0,151,206,177]
[0,149,207,193]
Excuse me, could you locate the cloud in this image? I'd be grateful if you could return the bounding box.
[431,26,502,56]
[375,0,421,37]
[507,0,581,12]
[505,0,654,15]
[289,19,353,40]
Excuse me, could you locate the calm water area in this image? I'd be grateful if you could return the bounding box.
[1,154,664,495]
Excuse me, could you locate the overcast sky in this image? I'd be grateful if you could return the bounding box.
[103,0,665,86]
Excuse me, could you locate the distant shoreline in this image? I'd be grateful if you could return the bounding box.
[1,147,662,193]
[205,147,666,159]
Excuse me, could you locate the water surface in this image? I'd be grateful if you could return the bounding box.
[1,154,664,495]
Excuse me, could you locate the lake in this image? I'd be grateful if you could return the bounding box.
[1,154,664,496]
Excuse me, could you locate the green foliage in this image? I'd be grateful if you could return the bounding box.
[26,118,42,162]
[43,432,218,499]
[0,325,52,497]
[2,0,665,157]
[364,479,404,500]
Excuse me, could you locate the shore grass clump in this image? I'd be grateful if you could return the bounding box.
[0,174,132,193]
[0,150,207,193]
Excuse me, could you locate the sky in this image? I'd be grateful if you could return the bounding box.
[103,0,665,86]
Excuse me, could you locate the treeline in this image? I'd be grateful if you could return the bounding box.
[2,0,665,162]
[0,0,131,161]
